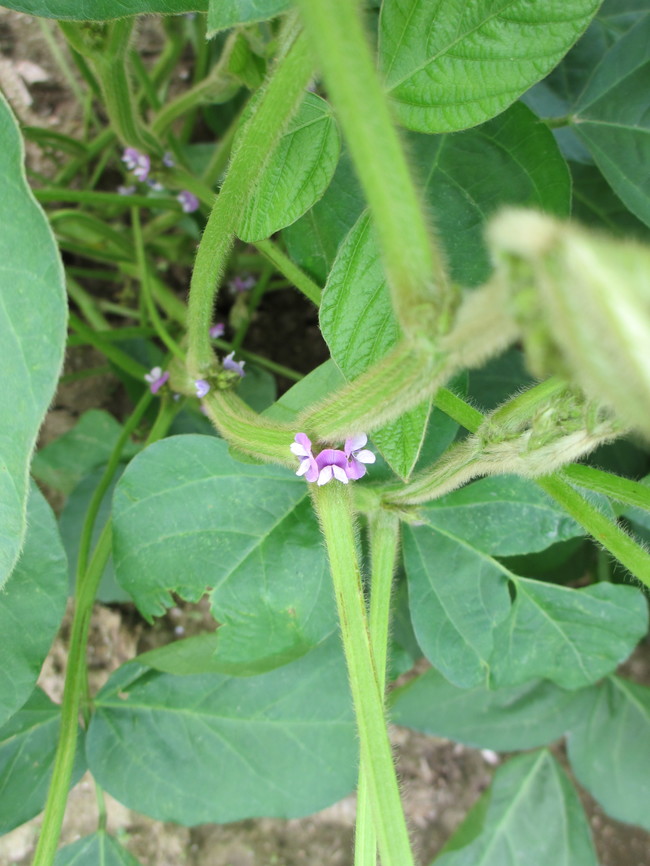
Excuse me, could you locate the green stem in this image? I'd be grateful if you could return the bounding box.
[68,313,147,380]
[201,111,241,187]
[355,511,400,866]
[132,208,185,361]
[562,464,650,512]
[230,262,273,353]
[254,238,322,306]
[66,276,109,331]
[313,484,414,866]
[130,49,161,111]
[295,0,451,338]
[187,14,313,378]
[433,387,483,433]
[35,188,181,210]
[54,128,115,186]
[202,389,294,464]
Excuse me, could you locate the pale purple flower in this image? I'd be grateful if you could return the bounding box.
[290,433,319,482]
[209,323,225,339]
[223,352,245,377]
[162,151,175,167]
[195,379,210,398]
[316,448,349,486]
[343,433,376,480]
[147,178,164,191]
[228,274,256,293]
[117,184,136,196]
[177,190,200,213]
[122,147,150,182]
[144,366,169,394]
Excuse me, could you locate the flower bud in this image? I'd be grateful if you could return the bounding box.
[488,209,650,437]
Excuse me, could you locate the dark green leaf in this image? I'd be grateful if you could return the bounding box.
[0,94,66,586]
[54,831,141,866]
[432,751,597,865]
[0,689,86,834]
[87,637,356,824]
[391,668,591,751]
[136,633,222,675]
[207,0,289,35]
[112,436,336,673]
[468,348,533,412]
[570,161,650,238]
[380,0,600,133]
[567,675,650,830]
[0,485,68,726]
[573,15,650,227]
[0,0,206,19]
[31,410,138,496]
[235,93,341,243]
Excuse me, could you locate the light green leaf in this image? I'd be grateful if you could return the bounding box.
[0,688,86,835]
[86,637,356,824]
[0,485,68,727]
[489,581,648,689]
[208,0,290,35]
[432,751,597,866]
[283,149,365,284]
[0,93,66,587]
[573,15,650,227]
[235,93,341,243]
[391,668,591,752]
[0,0,206,19]
[54,832,141,866]
[112,435,336,674]
[136,633,222,675]
[31,409,139,495]
[59,467,131,603]
[380,0,600,133]
[567,675,650,830]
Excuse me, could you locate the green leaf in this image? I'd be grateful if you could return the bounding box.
[380,0,600,133]
[0,93,66,587]
[468,348,533,412]
[208,0,290,35]
[567,675,650,830]
[235,93,341,243]
[59,467,131,603]
[570,161,650,238]
[0,688,86,835]
[136,633,222,675]
[112,435,336,674]
[0,0,206,19]
[283,149,365,284]
[489,581,648,689]
[263,359,346,423]
[0,485,68,727]
[432,750,597,866]
[87,637,356,824]
[391,668,591,751]
[402,476,643,688]
[54,832,141,866]
[573,15,650,227]
[31,409,139,496]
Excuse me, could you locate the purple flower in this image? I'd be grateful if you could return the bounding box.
[117,184,136,196]
[195,379,210,398]
[316,448,349,485]
[177,190,200,213]
[209,323,225,339]
[223,352,245,377]
[162,151,175,167]
[147,178,164,191]
[228,274,256,293]
[343,433,376,480]
[122,147,150,182]
[290,433,319,482]
[144,366,169,394]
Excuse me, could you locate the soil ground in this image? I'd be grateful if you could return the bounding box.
[1,8,649,865]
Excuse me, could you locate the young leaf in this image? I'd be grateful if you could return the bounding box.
[0,0,206,18]
[0,94,66,587]
[380,0,600,133]
[432,750,598,865]
[235,93,341,243]
[0,689,86,835]
[86,637,356,824]
[31,409,139,496]
[283,148,365,284]
[391,668,592,752]
[567,675,650,831]
[0,485,68,727]
[54,831,141,866]
[208,0,290,35]
[112,435,336,673]
[489,580,648,689]
[573,15,650,228]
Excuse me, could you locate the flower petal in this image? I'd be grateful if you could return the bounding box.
[345,458,367,481]
[332,465,349,484]
[345,433,368,455]
[317,465,334,486]
[355,449,376,464]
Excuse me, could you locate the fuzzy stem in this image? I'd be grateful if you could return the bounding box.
[561,464,650,512]
[295,0,451,338]
[313,485,414,866]
[254,238,322,306]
